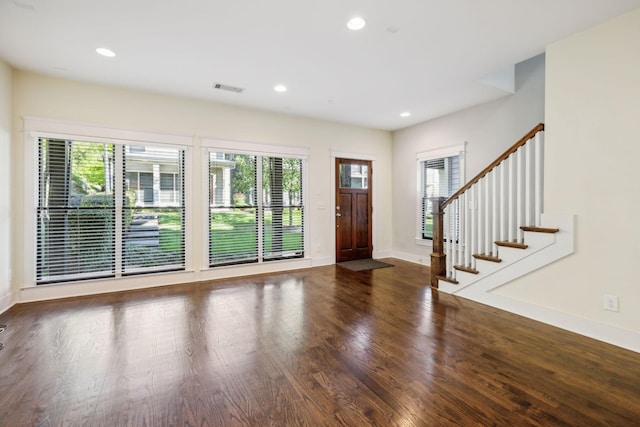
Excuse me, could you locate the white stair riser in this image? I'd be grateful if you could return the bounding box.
[438,213,573,294]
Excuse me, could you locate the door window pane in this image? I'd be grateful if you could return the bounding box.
[339,163,368,189]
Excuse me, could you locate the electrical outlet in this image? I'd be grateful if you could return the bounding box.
[603,294,619,312]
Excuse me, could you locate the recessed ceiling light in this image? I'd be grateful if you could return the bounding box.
[274,84,287,93]
[96,47,116,57]
[347,17,366,31]
[400,112,411,117]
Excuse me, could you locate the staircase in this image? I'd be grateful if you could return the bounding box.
[430,124,573,294]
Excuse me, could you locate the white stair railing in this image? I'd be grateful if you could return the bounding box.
[430,124,545,286]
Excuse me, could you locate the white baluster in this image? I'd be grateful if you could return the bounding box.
[492,166,500,256]
[444,209,451,278]
[450,202,456,277]
[449,207,455,278]
[477,178,484,257]
[458,196,465,267]
[500,158,508,242]
[464,191,471,266]
[525,137,535,227]
[457,200,460,267]
[524,140,531,227]
[453,199,459,267]
[470,185,477,268]
[485,172,492,256]
[535,131,544,226]
[508,152,516,242]
[517,147,525,241]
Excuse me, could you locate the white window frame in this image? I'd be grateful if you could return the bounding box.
[23,117,194,287]
[200,137,309,270]
[415,144,465,246]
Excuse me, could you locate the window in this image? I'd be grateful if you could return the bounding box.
[418,146,464,240]
[208,151,304,266]
[36,138,185,284]
[123,145,185,272]
[262,157,304,261]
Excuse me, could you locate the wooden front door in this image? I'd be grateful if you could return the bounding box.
[335,158,372,262]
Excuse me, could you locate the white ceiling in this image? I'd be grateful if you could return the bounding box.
[1,0,639,131]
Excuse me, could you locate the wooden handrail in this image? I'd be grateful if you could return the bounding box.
[441,123,544,209]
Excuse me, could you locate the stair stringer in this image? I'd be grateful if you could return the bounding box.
[437,213,574,295]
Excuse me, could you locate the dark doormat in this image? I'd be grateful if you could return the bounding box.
[337,259,394,272]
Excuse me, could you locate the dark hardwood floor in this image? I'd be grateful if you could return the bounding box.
[0,259,639,426]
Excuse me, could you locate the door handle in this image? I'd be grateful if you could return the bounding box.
[336,213,341,217]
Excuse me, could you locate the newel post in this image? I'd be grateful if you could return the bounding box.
[430,197,446,288]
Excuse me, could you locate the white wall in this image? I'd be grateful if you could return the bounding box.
[391,54,545,263]
[11,71,392,299]
[0,60,12,312]
[494,9,640,336]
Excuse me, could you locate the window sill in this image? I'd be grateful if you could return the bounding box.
[200,257,313,281]
[415,238,433,247]
[20,269,198,302]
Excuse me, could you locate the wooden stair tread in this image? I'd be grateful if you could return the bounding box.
[520,226,560,234]
[436,275,458,285]
[495,241,528,249]
[454,265,479,275]
[473,254,502,263]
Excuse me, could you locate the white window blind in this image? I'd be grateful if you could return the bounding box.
[37,139,116,283]
[421,154,460,239]
[262,157,304,261]
[209,152,258,265]
[208,151,304,266]
[36,138,185,284]
[123,145,185,274]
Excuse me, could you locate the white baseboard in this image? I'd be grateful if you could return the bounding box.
[372,249,394,259]
[390,251,431,266]
[199,258,313,282]
[459,291,640,353]
[20,270,198,303]
[312,251,398,267]
[19,258,315,304]
[0,290,15,315]
[312,256,334,267]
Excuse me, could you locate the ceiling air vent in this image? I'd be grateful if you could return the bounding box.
[213,83,245,94]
